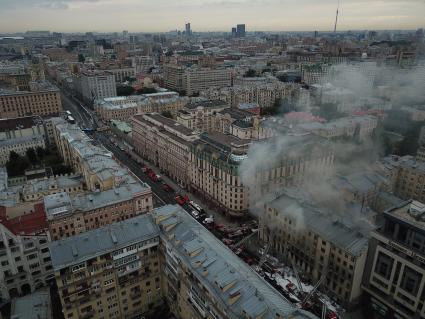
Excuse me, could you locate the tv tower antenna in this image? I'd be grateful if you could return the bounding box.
[334,0,340,33]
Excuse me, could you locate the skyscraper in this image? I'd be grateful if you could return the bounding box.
[236,24,246,37]
[185,22,192,36]
[231,27,237,37]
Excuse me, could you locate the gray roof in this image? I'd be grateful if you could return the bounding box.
[269,189,372,256]
[49,213,159,270]
[153,205,317,319]
[44,182,149,220]
[11,288,51,319]
[0,134,45,148]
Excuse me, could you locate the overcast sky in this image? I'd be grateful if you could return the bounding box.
[0,0,424,33]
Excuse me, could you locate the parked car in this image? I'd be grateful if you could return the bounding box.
[175,194,189,205]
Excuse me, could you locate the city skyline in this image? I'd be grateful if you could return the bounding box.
[0,0,424,33]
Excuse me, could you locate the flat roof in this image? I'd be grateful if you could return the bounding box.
[49,213,159,270]
[135,113,196,136]
[11,288,51,319]
[153,205,317,319]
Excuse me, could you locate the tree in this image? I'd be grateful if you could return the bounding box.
[244,69,257,77]
[78,54,85,63]
[6,151,30,177]
[136,87,157,95]
[165,50,174,57]
[116,85,135,96]
[26,148,38,165]
[161,111,173,119]
[36,146,45,160]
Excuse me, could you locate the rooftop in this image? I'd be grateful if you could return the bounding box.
[0,202,48,235]
[153,205,317,319]
[11,289,51,319]
[269,189,373,256]
[185,99,228,110]
[49,213,159,270]
[385,200,425,230]
[0,116,42,132]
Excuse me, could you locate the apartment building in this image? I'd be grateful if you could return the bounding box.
[44,183,152,241]
[133,113,200,187]
[0,81,62,118]
[0,203,54,301]
[184,67,232,96]
[50,204,317,319]
[377,155,425,203]
[260,189,372,308]
[201,82,298,109]
[164,64,232,96]
[176,99,228,133]
[362,200,425,319]
[105,66,135,83]
[47,118,153,240]
[74,71,117,104]
[155,204,317,319]
[163,64,185,92]
[95,93,188,122]
[49,214,162,319]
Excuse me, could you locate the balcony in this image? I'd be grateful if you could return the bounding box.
[81,310,95,319]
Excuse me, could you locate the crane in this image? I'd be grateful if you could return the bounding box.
[301,268,328,307]
[232,229,259,249]
[290,258,304,296]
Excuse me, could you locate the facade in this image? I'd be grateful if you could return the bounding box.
[50,204,317,319]
[47,118,153,240]
[189,133,334,217]
[0,81,62,118]
[49,214,162,319]
[132,113,199,188]
[260,189,372,308]
[183,67,232,96]
[0,207,53,301]
[44,184,152,241]
[201,82,298,109]
[176,99,229,133]
[106,66,135,83]
[164,64,232,96]
[74,71,117,104]
[155,204,316,319]
[0,135,46,165]
[362,200,425,319]
[94,93,188,122]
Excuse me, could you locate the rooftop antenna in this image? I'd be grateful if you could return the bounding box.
[334,0,340,33]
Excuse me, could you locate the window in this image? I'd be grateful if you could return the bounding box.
[374,252,394,280]
[400,266,422,295]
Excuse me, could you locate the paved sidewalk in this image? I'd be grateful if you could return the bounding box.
[129,150,240,227]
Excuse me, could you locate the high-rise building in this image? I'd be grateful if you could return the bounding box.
[231,27,237,37]
[73,71,117,104]
[50,205,318,319]
[236,24,246,37]
[185,22,192,36]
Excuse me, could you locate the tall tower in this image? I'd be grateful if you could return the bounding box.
[334,0,340,33]
[185,23,192,36]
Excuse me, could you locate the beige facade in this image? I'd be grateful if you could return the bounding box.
[176,100,228,133]
[260,191,370,308]
[132,113,199,187]
[0,85,62,118]
[164,64,232,96]
[51,215,162,319]
[189,133,334,217]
